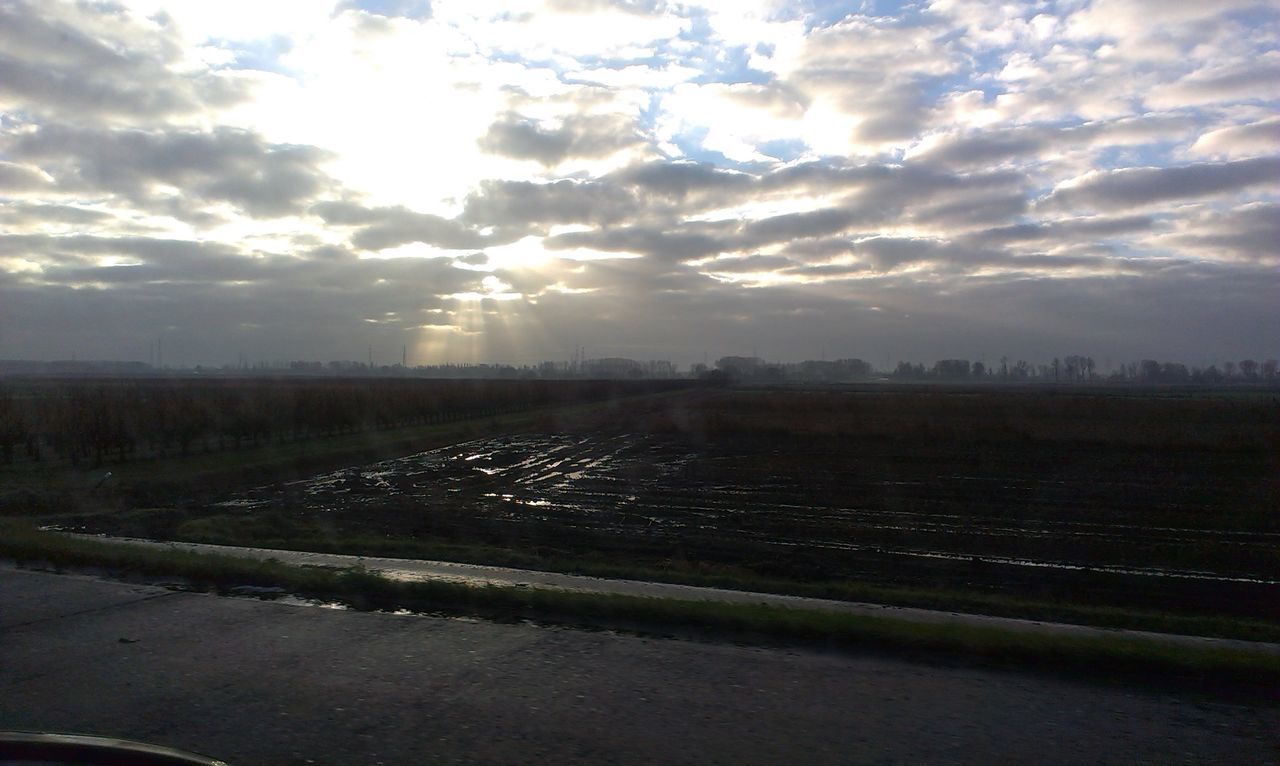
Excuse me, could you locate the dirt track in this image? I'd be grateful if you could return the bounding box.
[2,566,1276,765]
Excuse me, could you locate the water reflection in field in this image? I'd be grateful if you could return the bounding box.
[212,433,1278,586]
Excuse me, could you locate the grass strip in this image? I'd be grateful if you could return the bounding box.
[153,526,1280,644]
[2,520,1277,693]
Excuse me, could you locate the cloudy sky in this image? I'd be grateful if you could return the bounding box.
[1,0,1276,368]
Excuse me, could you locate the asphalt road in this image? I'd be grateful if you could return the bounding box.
[1,566,1276,765]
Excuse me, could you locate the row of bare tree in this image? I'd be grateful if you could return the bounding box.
[0,378,692,467]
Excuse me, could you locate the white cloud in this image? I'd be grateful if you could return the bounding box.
[1189,116,1280,158]
[2,0,1278,363]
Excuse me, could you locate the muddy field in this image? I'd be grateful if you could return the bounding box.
[68,386,1280,620]
[197,407,1277,618]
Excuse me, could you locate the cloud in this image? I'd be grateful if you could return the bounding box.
[607,161,754,202]
[784,14,961,148]
[0,202,115,228]
[1156,203,1280,265]
[0,1,250,123]
[1043,157,1280,211]
[546,223,731,261]
[312,204,501,251]
[0,161,52,192]
[1146,53,1280,109]
[908,116,1198,169]
[545,0,665,14]
[462,179,637,227]
[0,0,1277,365]
[4,124,337,219]
[700,254,797,274]
[969,215,1157,247]
[477,112,642,166]
[334,0,433,21]
[1189,117,1280,159]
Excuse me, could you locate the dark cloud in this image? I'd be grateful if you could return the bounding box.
[345,208,497,251]
[0,202,116,227]
[1,232,486,307]
[911,193,1028,229]
[970,215,1157,246]
[1044,157,1280,211]
[462,179,637,227]
[312,200,532,252]
[700,254,797,274]
[739,208,859,247]
[309,200,383,226]
[0,1,249,122]
[911,130,1047,168]
[1,1,1276,366]
[478,112,641,165]
[1161,203,1280,264]
[5,125,337,219]
[0,161,52,191]
[851,237,954,271]
[1148,55,1280,108]
[546,224,730,261]
[910,116,1198,168]
[607,161,753,201]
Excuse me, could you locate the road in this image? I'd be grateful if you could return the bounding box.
[1,566,1276,765]
[73,535,1280,657]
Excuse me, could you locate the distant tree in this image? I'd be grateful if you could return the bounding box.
[1223,361,1237,379]
[1239,359,1259,381]
[1063,356,1078,382]
[1263,359,1278,382]
[1138,360,1162,382]
[971,361,985,378]
[1160,362,1189,383]
[931,359,971,380]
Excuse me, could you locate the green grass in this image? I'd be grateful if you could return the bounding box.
[2,520,1276,694]
[138,518,1280,644]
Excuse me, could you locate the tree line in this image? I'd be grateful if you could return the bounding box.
[0,378,693,468]
[890,356,1278,384]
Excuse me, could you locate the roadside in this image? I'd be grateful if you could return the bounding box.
[3,524,1278,696]
[6,567,1275,765]
[59,534,1280,659]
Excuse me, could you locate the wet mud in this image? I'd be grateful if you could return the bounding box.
[208,431,1279,618]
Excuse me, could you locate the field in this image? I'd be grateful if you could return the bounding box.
[5,380,1278,636]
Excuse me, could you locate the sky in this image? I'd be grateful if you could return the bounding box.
[0,0,1276,368]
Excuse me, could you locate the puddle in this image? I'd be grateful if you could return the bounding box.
[208,432,1279,587]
